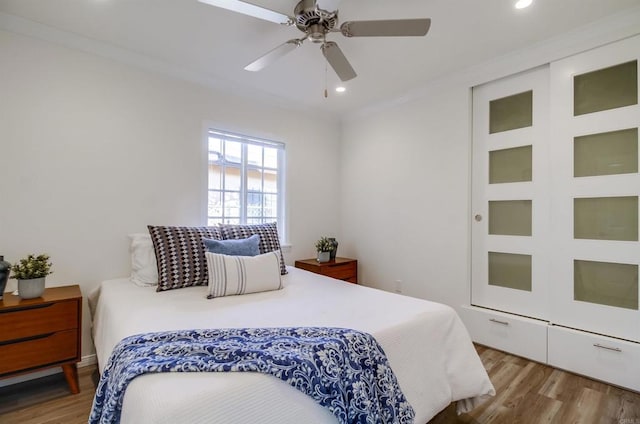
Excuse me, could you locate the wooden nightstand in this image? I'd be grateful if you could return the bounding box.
[294,257,358,284]
[0,285,82,394]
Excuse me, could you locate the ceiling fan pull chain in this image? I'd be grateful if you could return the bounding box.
[324,54,328,98]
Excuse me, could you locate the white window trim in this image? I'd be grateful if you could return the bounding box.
[202,126,286,242]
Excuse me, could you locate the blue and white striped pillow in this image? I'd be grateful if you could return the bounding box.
[205,251,283,299]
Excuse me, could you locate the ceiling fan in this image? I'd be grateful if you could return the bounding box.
[198,0,431,81]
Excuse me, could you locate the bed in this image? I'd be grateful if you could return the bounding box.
[90,265,495,423]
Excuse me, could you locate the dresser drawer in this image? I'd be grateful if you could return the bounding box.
[0,300,79,343]
[0,329,79,375]
[548,326,640,392]
[460,306,548,363]
[321,262,356,280]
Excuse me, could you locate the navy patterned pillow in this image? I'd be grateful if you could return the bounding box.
[148,225,223,292]
[220,222,287,275]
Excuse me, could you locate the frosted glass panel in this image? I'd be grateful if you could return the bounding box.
[488,252,532,291]
[489,145,532,183]
[574,128,638,177]
[574,197,638,241]
[574,60,638,116]
[574,260,638,310]
[489,91,533,134]
[489,200,532,236]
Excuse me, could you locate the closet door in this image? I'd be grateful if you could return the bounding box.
[549,35,640,342]
[471,66,550,319]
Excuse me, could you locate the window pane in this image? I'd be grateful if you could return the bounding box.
[489,200,532,236]
[574,128,638,177]
[208,218,222,226]
[247,193,263,217]
[575,260,638,310]
[223,192,240,218]
[488,252,532,292]
[209,137,222,158]
[574,60,638,116]
[207,191,222,217]
[264,169,278,193]
[208,164,222,190]
[248,144,263,167]
[225,140,242,164]
[247,169,263,191]
[574,197,638,241]
[247,218,264,225]
[223,218,240,225]
[489,90,533,134]
[489,145,533,184]
[224,167,241,191]
[264,194,278,217]
[264,146,278,169]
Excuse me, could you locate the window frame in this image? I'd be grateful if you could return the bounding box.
[205,128,286,240]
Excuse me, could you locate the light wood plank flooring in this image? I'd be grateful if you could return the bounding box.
[0,345,638,424]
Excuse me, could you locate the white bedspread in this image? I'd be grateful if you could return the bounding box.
[91,267,494,423]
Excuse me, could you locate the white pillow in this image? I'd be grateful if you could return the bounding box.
[206,251,282,298]
[129,233,158,287]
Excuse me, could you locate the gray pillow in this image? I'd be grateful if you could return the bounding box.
[147,225,223,292]
[203,234,261,257]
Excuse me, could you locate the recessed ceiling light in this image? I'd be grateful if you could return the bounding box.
[335,86,346,93]
[515,0,533,9]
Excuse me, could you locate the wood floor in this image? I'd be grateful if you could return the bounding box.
[0,345,638,424]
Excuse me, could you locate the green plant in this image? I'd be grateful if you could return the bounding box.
[10,254,53,280]
[315,237,334,252]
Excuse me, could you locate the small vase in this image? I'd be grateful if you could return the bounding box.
[328,238,338,260]
[0,256,10,301]
[18,277,46,299]
[317,251,330,263]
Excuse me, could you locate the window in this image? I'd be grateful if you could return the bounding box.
[207,129,285,233]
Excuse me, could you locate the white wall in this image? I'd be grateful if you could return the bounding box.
[339,10,640,310]
[0,29,342,360]
[340,84,471,308]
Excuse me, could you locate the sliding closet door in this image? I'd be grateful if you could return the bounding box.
[549,35,640,342]
[471,66,550,319]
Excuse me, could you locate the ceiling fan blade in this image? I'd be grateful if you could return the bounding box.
[340,18,431,37]
[244,39,301,72]
[198,0,292,25]
[321,41,357,82]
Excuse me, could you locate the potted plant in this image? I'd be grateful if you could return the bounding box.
[10,254,53,299]
[315,237,334,263]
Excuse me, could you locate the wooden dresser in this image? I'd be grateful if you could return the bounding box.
[294,257,358,284]
[0,285,82,393]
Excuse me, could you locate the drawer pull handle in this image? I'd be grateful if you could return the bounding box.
[593,343,622,353]
[489,318,509,326]
[0,332,55,346]
[0,302,55,314]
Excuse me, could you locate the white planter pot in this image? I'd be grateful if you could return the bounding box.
[317,251,330,263]
[18,277,46,299]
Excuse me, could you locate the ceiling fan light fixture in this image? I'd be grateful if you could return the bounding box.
[335,86,346,93]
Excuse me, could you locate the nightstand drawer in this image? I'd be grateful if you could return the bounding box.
[0,300,79,343]
[0,329,78,375]
[321,262,356,280]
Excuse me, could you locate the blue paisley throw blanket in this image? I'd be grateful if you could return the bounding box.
[89,327,415,424]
